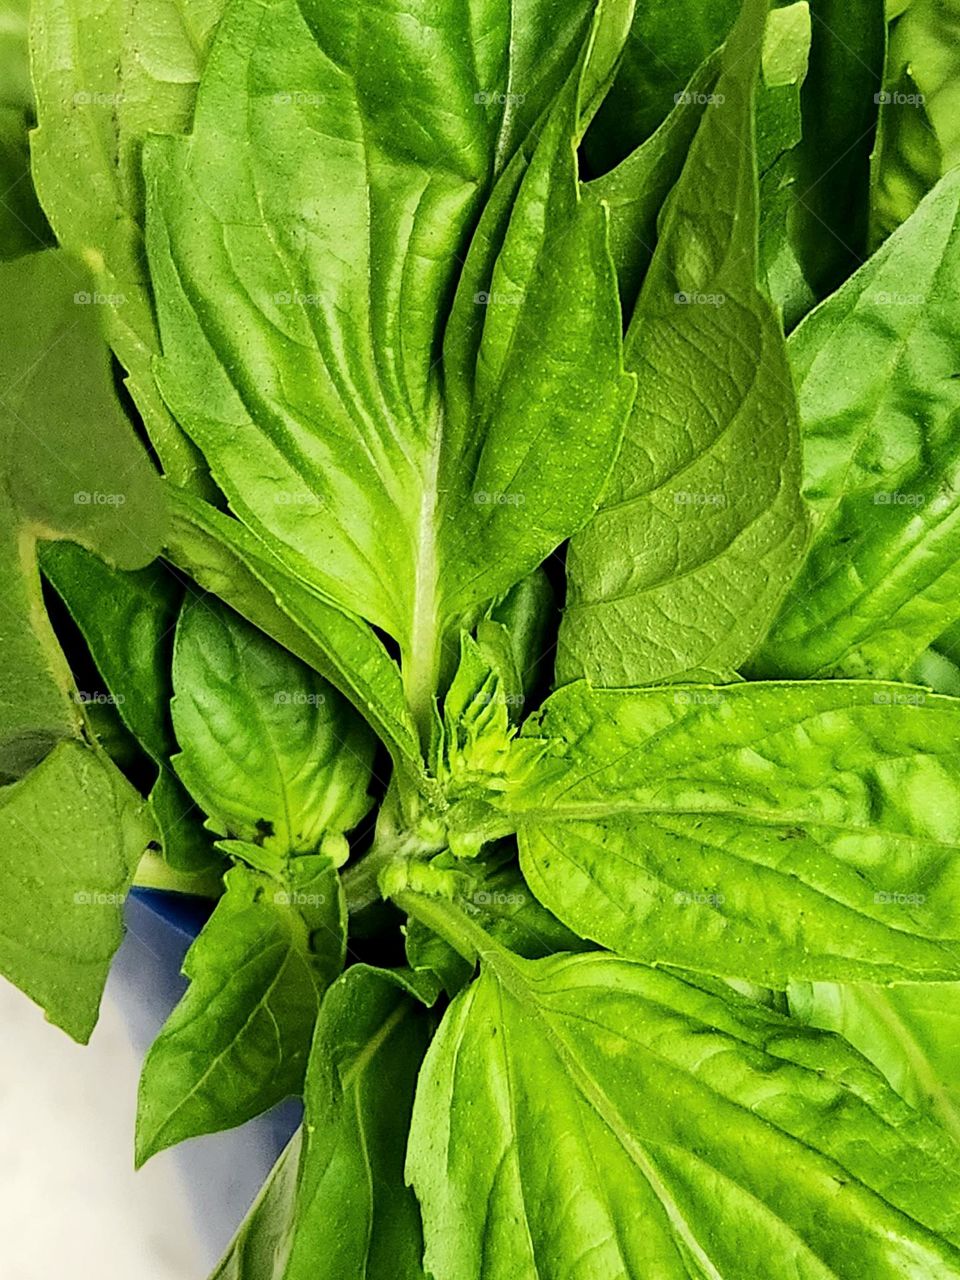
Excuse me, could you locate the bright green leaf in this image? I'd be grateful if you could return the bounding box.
[165,486,427,788]
[512,680,960,986]
[29,0,225,486]
[136,859,345,1164]
[172,599,374,855]
[558,0,810,688]
[0,738,155,1042]
[409,945,960,1280]
[754,169,960,680]
[145,0,634,732]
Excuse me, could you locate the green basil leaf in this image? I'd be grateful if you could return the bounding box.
[790,980,960,1144]
[211,965,433,1280]
[172,600,374,856]
[165,487,426,787]
[137,859,345,1164]
[0,248,164,779]
[209,1131,302,1280]
[0,739,155,1042]
[409,948,960,1279]
[512,680,960,986]
[145,0,634,730]
[29,0,225,486]
[871,0,960,243]
[558,0,810,688]
[584,52,721,319]
[754,169,960,680]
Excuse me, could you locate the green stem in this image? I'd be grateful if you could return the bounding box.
[389,885,497,967]
[342,841,405,914]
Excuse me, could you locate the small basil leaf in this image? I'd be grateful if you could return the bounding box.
[211,965,433,1280]
[164,487,427,788]
[172,600,375,854]
[136,859,345,1164]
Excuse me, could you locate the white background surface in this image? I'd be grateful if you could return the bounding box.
[0,980,206,1280]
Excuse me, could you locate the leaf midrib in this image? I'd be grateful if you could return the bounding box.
[515,802,960,849]
[482,953,725,1280]
[854,985,960,1144]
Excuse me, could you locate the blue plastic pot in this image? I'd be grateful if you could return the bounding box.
[111,888,300,1266]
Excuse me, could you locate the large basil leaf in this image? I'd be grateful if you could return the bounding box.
[211,965,433,1280]
[511,680,960,986]
[0,248,164,779]
[0,739,155,1042]
[754,169,960,680]
[558,0,810,687]
[790,980,960,1144]
[409,946,960,1279]
[172,600,374,857]
[29,0,225,486]
[145,0,634,733]
[136,860,345,1163]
